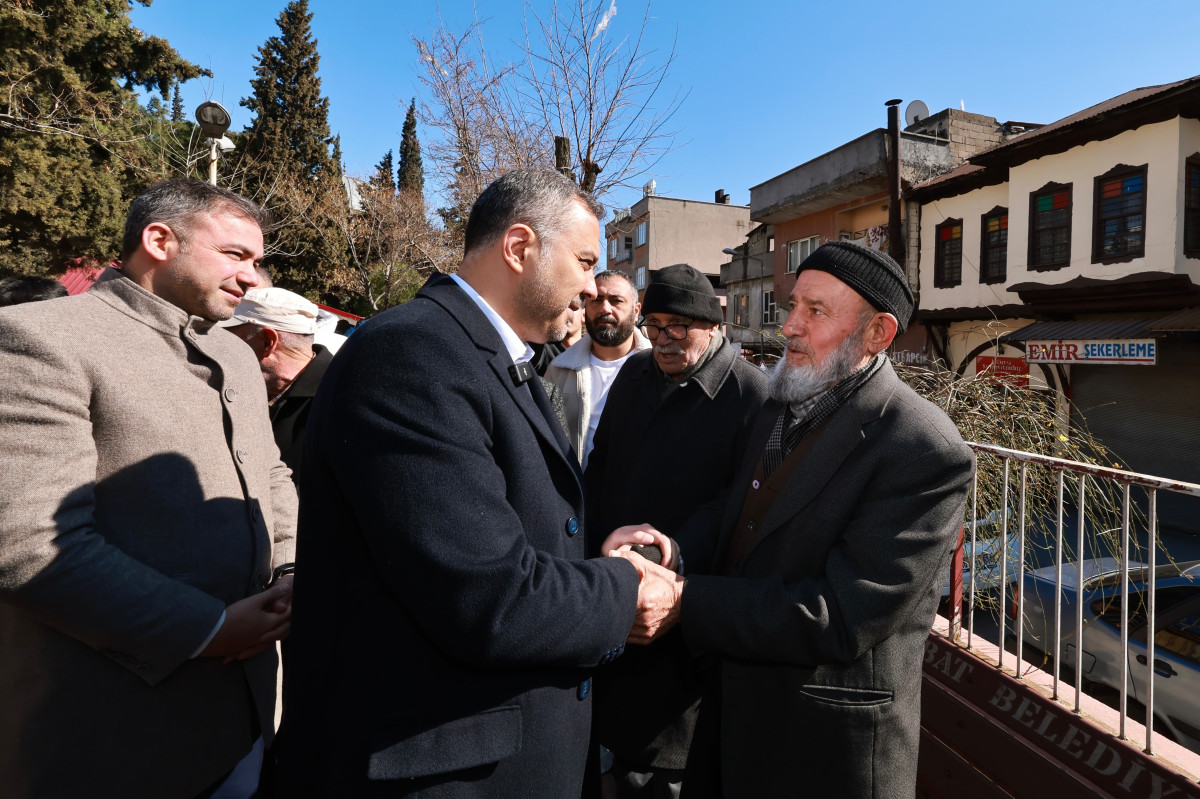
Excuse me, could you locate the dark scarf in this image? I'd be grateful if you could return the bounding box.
[762,353,886,478]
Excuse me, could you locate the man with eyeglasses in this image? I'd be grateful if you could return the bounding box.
[585,263,768,798]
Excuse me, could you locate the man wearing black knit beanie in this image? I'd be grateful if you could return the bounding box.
[599,242,976,798]
[585,263,767,798]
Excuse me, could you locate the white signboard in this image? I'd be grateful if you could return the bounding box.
[1025,339,1156,366]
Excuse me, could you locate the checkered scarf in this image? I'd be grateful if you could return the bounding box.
[762,353,886,478]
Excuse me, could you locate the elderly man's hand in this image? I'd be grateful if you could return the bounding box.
[603,524,679,572]
[613,549,684,644]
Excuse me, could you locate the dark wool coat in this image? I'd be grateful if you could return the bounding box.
[0,273,297,799]
[678,360,975,799]
[276,273,641,798]
[268,342,333,484]
[585,342,768,770]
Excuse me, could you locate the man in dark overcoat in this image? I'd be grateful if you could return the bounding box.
[585,263,767,797]
[277,169,679,798]
[605,242,975,798]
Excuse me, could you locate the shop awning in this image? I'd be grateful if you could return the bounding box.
[1150,306,1200,332]
[1002,318,1160,341]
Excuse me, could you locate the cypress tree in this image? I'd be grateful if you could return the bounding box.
[0,0,205,275]
[372,150,396,192]
[239,0,341,297]
[397,98,424,197]
[170,84,185,122]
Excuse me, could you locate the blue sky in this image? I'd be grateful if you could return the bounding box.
[132,0,1200,218]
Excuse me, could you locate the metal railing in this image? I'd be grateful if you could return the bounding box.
[957,442,1200,755]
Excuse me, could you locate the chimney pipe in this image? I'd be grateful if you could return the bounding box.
[886,99,903,265]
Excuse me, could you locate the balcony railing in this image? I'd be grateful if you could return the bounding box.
[951,442,1200,756]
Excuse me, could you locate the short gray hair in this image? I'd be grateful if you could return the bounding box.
[463,169,604,257]
[121,179,270,261]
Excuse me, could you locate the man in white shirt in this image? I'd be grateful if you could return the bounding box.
[545,270,651,466]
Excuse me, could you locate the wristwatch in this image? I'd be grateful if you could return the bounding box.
[268,563,296,586]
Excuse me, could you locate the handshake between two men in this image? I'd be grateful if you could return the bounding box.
[604,525,684,646]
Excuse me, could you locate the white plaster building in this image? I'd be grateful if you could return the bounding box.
[908,76,1200,531]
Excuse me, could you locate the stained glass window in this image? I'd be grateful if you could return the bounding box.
[1093,168,1146,261]
[934,219,962,288]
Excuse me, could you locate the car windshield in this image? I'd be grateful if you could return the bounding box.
[1090,584,1200,638]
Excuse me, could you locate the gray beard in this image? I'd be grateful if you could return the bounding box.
[769,332,865,405]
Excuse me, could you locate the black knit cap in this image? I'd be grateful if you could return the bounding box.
[797,241,914,333]
[640,263,723,325]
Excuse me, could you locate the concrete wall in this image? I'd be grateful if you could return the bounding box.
[750,130,888,217]
[641,196,753,277]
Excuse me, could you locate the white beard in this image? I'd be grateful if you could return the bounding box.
[769,331,866,405]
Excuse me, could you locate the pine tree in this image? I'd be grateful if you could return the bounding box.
[0,0,206,275]
[397,98,424,197]
[170,84,185,122]
[372,150,396,192]
[238,0,341,297]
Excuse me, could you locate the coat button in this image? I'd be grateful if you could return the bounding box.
[224,387,238,402]
[565,516,579,536]
[236,449,247,463]
[746,521,755,531]
[578,678,591,700]
[752,479,760,489]
[252,506,263,521]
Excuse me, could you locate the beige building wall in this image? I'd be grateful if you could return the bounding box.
[641,197,753,277]
[920,117,1200,310]
[919,182,1012,310]
[1007,118,1183,280]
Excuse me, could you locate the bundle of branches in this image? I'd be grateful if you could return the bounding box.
[893,359,1164,612]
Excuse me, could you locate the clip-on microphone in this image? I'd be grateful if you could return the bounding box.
[509,361,536,387]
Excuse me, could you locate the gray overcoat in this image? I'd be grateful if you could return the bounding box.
[678,359,975,798]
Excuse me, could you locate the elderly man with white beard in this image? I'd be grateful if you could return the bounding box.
[602,242,976,798]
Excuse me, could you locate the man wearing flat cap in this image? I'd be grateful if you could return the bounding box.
[603,243,975,798]
[222,287,332,484]
[586,263,767,797]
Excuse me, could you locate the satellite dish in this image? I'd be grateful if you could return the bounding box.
[904,99,930,127]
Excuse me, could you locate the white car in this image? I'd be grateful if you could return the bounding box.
[1019,558,1200,749]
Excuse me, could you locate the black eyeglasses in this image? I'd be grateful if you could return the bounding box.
[639,319,697,341]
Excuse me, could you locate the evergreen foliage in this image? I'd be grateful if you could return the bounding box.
[170,84,185,122]
[0,0,205,275]
[237,0,342,299]
[397,98,424,197]
[372,150,396,192]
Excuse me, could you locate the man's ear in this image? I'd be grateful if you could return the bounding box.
[140,222,178,264]
[500,224,537,276]
[260,326,281,358]
[865,312,899,354]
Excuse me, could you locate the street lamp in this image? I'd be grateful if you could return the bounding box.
[723,246,768,364]
[195,101,234,185]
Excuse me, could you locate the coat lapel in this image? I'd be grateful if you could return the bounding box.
[745,363,900,558]
[418,274,581,487]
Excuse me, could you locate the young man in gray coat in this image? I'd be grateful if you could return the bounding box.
[0,179,297,799]
[605,242,975,798]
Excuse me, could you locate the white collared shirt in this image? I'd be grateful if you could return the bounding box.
[450,274,534,366]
